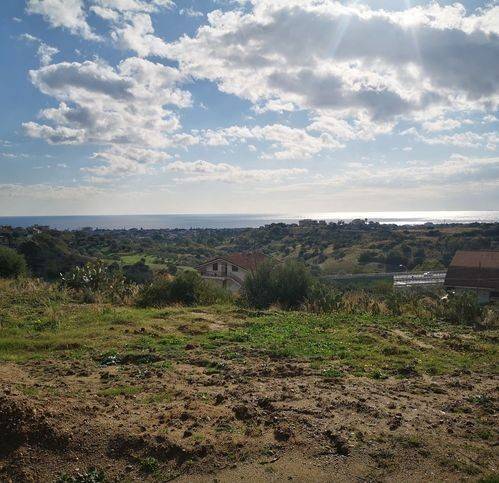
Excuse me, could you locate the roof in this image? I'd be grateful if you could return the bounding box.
[197,252,268,271]
[444,250,499,291]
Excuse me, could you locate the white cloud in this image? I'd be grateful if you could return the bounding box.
[165,160,307,183]
[24,58,191,148]
[23,122,86,144]
[91,0,173,14]
[83,146,171,176]
[110,12,170,57]
[19,33,59,66]
[422,118,462,132]
[404,128,498,150]
[179,8,204,18]
[37,43,59,66]
[26,0,99,40]
[0,183,105,200]
[164,0,498,135]
[201,124,343,159]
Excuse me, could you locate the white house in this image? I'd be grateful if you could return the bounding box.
[196,252,267,292]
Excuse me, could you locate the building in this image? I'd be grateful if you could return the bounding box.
[196,252,267,292]
[444,250,499,303]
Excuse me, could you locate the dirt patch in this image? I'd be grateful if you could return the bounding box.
[0,355,497,482]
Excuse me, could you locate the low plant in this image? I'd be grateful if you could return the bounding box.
[135,271,232,307]
[437,292,483,326]
[304,282,342,313]
[61,261,137,304]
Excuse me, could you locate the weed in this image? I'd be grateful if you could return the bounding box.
[57,468,106,483]
[139,457,159,474]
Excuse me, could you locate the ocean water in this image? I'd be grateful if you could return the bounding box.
[0,211,498,230]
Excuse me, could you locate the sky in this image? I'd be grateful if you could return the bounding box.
[0,0,498,216]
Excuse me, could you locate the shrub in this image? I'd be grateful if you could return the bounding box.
[358,250,384,264]
[61,261,136,303]
[135,271,232,307]
[241,260,277,309]
[169,270,203,305]
[135,277,172,308]
[197,280,234,305]
[304,282,342,313]
[438,292,483,326]
[242,260,311,309]
[273,260,311,309]
[122,259,153,285]
[0,247,27,279]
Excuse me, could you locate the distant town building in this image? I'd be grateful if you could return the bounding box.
[196,252,267,292]
[444,250,499,303]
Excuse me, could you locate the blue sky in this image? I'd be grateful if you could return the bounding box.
[0,0,498,215]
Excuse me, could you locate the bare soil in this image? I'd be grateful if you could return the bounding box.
[0,352,497,482]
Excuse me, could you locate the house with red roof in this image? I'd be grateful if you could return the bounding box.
[444,250,499,303]
[196,252,267,292]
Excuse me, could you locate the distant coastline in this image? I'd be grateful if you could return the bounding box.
[0,211,498,230]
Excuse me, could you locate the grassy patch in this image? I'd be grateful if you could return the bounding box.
[98,385,142,397]
[0,280,497,377]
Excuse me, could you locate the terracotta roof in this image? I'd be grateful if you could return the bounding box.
[444,250,499,291]
[197,252,268,271]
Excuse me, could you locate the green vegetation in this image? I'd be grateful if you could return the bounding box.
[57,468,106,483]
[136,270,232,307]
[0,246,27,278]
[0,279,496,379]
[242,260,311,309]
[1,221,497,280]
[139,457,159,474]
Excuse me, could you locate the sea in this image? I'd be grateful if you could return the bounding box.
[0,211,498,230]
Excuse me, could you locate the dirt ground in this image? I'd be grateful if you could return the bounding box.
[0,351,497,482]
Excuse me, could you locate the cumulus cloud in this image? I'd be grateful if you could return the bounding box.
[24,58,191,148]
[200,124,343,159]
[164,1,498,128]
[26,0,99,40]
[82,146,171,176]
[166,160,307,183]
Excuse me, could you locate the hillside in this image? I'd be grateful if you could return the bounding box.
[0,279,497,482]
[1,221,498,280]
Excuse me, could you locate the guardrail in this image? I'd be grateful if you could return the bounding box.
[321,270,447,282]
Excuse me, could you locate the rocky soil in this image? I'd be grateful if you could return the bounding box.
[0,353,497,482]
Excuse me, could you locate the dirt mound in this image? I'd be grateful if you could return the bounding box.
[0,394,67,456]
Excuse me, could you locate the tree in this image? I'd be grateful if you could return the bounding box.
[0,247,27,278]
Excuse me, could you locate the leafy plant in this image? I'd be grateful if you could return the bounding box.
[0,247,27,279]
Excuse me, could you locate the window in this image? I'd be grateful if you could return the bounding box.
[213,263,218,271]
[232,265,239,272]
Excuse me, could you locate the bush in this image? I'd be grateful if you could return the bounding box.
[135,271,232,307]
[61,261,136,303]
[197,280,234,305]
[304,282,342,313]
[242,260,311,309]
[241,260,276,309]
[438,292,483,326]
[0,247,27,279]
[135,277,172,308]
[122,259,153,285]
